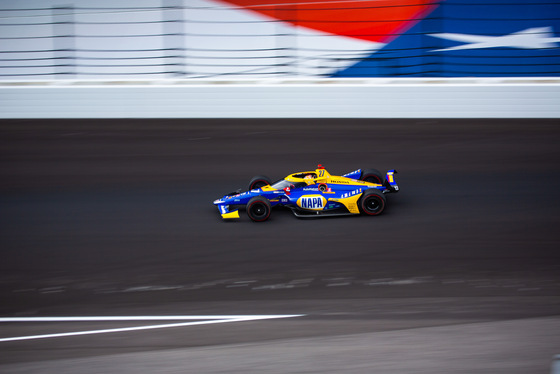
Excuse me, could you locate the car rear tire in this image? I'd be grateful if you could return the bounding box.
[359,189,386,216]
[248,175,271,190]
[246,196,272,222]
[360,169,384,184]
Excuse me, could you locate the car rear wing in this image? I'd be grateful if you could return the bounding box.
[384,170,399,192]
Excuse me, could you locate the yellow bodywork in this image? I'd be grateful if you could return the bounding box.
[221,210,240,219]
[285,167,380,188]
[283,167,379,214]
[328,193,362,214]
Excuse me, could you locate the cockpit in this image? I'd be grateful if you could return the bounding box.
[270,179,307,190]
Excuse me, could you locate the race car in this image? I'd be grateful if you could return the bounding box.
[213,165,399,222]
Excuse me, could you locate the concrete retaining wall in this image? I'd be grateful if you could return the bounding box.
[1,79,559,118]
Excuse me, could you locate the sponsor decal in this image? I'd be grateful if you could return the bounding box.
[331,179,350,184]
[341,188,363,199]
[297,195,327,211]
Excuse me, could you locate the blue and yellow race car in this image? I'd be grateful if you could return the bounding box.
[213,165,399,222]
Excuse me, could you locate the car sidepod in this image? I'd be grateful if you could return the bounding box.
[287,185,367,216]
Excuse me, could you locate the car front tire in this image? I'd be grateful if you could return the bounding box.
[246,196,272,222]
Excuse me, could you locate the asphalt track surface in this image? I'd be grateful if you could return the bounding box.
[1,119,560,373]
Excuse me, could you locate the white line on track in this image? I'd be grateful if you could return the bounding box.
[0,315,304,343]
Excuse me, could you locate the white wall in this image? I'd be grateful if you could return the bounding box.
[1,79,559,118]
